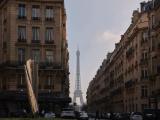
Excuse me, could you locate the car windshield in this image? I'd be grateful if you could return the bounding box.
[133,112,142,115]
[62,108,74,111]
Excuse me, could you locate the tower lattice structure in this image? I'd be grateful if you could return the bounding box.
[73,49,84,105]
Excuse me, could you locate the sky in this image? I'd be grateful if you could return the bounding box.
[64,0,148,103]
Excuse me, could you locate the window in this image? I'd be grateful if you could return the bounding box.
[45,28,53,42]
[142,51,148,60]
[18,48,25,63]
[45,6,54,20]
[47,76,51,86]
[141,86,148,98]
[18,26,26,41]
[17,74,25,89]
[18,4,26,18]
[32,49,40,63]
[141,69,148,79]
[32,27,40,42]
[32,5,40,20]
[45,75,54,89]
[142,31,148,41]
[152,15,155,28]
[46,50,53,63]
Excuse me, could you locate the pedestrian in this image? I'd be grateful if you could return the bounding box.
[95,110,99,120]
[110,112,114,120]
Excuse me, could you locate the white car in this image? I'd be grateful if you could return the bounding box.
[130,112,143,120]
[61,108,75,118]
[79,112,88,120]
[44,112,56,118]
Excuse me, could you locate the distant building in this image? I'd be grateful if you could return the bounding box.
[87,0,160,112]
[0,0,70,115]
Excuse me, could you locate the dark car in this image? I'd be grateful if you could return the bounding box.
[114,113,130,120]
[143,108,160,120]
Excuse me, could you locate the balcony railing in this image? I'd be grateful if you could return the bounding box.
[45,40,54,44]
[32,17,40,20]
[0,61,25,67]
[39,62,62,70]
[32,40,40,43]
[0,91,71,102]
[0,61,63,70]
[17,38,27,43]
[18,16,27,20]
[45,17,54,21]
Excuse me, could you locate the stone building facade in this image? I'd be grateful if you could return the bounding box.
[87,0,160,113]
[0,0,70,116]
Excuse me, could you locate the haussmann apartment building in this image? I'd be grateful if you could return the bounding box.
[0,0,70,116]
[87,0,160,113]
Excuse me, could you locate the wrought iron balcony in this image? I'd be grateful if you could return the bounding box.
[0,91,71,102]
[0,61,25,68]
[45,17,54,21]
[39,62,62,70]
[31,40,40,43]
[45,40,54,44]
[0,61,63,70]
[32,17,40,21]
[18,16,27,20]
[17,38,27,43]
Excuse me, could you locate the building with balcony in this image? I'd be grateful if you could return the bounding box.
[0,0,70,116]
[87,0,160,113]
[148,0,160,109]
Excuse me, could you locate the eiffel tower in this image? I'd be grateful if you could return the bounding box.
[73,49,84,105]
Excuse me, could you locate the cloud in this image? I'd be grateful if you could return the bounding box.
[98,30,121,43]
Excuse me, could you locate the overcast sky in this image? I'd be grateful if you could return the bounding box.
[64,0,148,103]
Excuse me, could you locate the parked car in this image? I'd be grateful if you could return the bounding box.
[115,113,130,120]
[44,112,56,118]
[143,108,160,120]
[130,112,143,120]
[79,112,88,120]
[87,112,96,118]
[61,108,76,119]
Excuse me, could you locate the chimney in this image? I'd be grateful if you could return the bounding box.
[140,1,146,12]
